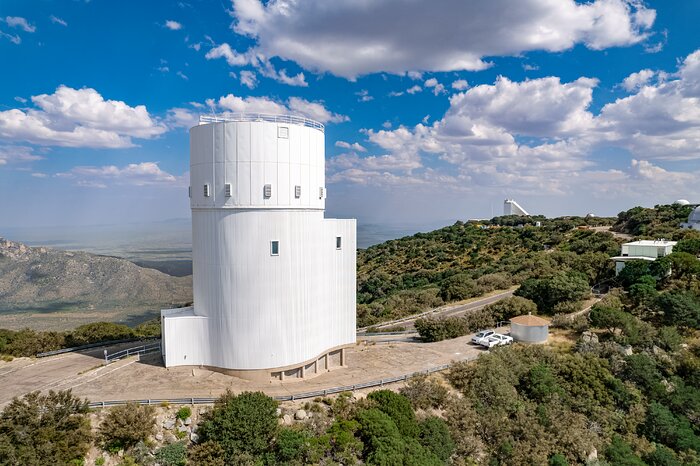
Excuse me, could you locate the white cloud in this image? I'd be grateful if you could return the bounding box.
[0,145,43,165]
[407,71,423,80]
[0,30,21,44]
[335,140,366,152]
[522,64,539,71]
[356,89,373,102]
[424,78,446,95]
[451,79,469,91]
[205,43,250,66]
[205,42,307,86]
[165,20,183,31]
[14,96,27,104]
[621,68,655,91]
[406,85,422,95]
[176,71,189,80]
[240,70,258,89]
[230,0,656,79]
[60,162,181,187]
[212,93,348,124]
[31,172,48,178]
[0,85,166,148]
[166,107,199,129]
[5,16,35,33]
[50,15,67,27]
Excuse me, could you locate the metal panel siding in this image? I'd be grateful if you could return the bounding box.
[511,323,549,343]
[172,118,355,371]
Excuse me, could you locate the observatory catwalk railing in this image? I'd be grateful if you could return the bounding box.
[87,353,480,408]
[199,113,325,132]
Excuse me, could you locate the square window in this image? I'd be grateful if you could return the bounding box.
[336,236,342,249]
[271,240,279,256]
[278,126,289,138]
[263,184,272,199]
[225,183,232,198]
[203,184,210,197]
[294,185,301,199]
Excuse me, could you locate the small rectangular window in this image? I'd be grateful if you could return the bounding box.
[278,126,289,138]
[336,236,342,249]
[203,184,210,197]
[263,184,272,199]
[294,185,301,199]
[270,240,279,256]
[225,183,232,198]
[188,186,191,198]
[318,187,325,199]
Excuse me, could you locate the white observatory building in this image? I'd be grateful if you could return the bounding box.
[161,114,356,381]
[503,199,530,216]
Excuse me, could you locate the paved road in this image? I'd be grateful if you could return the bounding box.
[0,340,156,406]
[366,289,515,332]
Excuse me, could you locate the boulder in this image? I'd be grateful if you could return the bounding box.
[621,345,633,356]
[184,417,192,426]
[155,433,164,442]
[190,432,199,443]
[587,448,598,462]
[163,420,175,430]
[177,425,189,434]
[283,414,293,425]
[294,409,307,420]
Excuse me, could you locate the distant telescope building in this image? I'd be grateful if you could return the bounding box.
[503,199,529,216]
[161,114,356,381]
[682,206,700,231]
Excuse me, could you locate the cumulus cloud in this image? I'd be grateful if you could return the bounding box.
[59,162,181,187]
[329,50,700,212]
[0,86,166,148]
[230,0,656,79]
[406,85,422,95]
[621,68,655,91]
[356,89,373,102]
[211,93,348,124]
[5,16,35,33]
[335,140,366,152]
[239,70,258,89]
[205,42,307,86]
[0,145,43,165]
[424,78,446,95]
[165,20,182,30]
[451,79,469,91]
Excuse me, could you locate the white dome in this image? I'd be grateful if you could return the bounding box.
[689,206,700,224]
[675,199,691,205]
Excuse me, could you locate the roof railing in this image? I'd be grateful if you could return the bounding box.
[199,113,324,132]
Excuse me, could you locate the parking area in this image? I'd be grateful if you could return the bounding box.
[0,333,490,405]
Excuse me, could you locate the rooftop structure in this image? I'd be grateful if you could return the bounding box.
[503,199,529,216]
[611,239,677,274]
[161,113,356,382]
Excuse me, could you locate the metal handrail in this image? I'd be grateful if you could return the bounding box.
[105,342,161,363]
[199,113,325,132]
[87,359,473,408]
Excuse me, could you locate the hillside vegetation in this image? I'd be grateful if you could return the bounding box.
[357,214,619,327]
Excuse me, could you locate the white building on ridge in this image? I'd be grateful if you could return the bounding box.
[611,240,677,275]
[161,114,356,381]
[503,199,529,216]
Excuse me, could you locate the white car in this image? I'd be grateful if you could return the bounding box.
[471,330,495,345]
[487,333,513,346]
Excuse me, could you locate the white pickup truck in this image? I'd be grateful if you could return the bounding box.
[474,332,514,348]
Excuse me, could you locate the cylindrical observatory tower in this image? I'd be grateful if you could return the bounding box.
[161,114,356,381]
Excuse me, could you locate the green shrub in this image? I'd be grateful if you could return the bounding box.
[95,457,105,466]
[197,391,278,461]
[0,390,91,465]
[67,322,135,347]
[275,428,307,463]
[98,403,155,451]
[176,406,191,420]
[482,296,537,321]
[549,453,569,466]
[604,435,646,466]
[418,416,455,462]
[367,390,418,438]
[415,316,467,342]
[440,273,479,302]
[187,441,225,466]
[515,272,590,315]
[399,374,449,410]
[155,442,187,466]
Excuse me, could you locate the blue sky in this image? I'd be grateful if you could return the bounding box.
[1,0,700,229]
